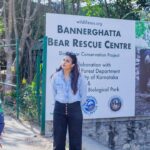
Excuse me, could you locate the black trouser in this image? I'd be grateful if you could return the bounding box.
[53,101,83,150]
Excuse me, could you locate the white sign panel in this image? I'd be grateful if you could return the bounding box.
[45,13,135,120]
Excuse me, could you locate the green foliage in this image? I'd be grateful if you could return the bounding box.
[63,0,77,14]
[80,0,139,20]
[80,0,140,20]
[107,0,140,19]
[3,82,39,121]
[136,0,147,8]
[4,91,16,106]
[81,0,105,17]
[136,21,147,38]
[0,17,5,36]
[5,91,16,99]
[20,83,38,120]
[19,83,39,121]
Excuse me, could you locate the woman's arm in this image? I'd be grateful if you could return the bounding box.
[79,74,87,105]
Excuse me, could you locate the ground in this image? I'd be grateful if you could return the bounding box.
[0,114,110,150]
[0,115,53,150]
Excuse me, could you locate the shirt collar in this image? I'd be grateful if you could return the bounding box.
[59,69,72,81]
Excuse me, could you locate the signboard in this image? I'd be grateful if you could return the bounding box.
[45,13,137,120]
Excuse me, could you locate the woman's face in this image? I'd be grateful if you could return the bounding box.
[61,56,74,71]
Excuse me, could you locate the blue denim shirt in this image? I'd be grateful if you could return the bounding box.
[51,70,87,104]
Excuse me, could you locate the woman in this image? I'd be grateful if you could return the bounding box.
[51,52,87,150]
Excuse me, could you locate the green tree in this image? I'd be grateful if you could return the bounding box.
[80,0,140,20]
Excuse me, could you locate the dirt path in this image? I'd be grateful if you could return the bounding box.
[0,116,52,150]
[0,115,110,150]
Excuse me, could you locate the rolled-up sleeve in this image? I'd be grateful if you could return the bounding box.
[79,75,87,105]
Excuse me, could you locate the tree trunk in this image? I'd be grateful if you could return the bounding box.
[104,0,110,17]
[3,0,14,92]
[61,0,66,13]
[12,0,18,39]
[2,0,41,89]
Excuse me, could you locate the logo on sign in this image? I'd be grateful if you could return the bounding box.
[109,96,122,111]
[82,96,97,115]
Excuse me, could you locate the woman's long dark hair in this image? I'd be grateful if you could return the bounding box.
[57,52,79,95]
